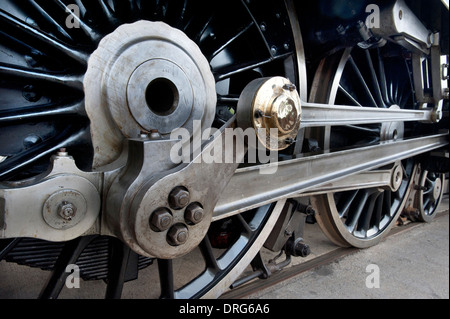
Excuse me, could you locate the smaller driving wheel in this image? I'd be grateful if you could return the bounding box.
[415,169,445,223]
[308,44,417,248]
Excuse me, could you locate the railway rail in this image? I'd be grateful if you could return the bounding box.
[222,196,449,299]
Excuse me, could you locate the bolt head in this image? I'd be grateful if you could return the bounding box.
[168,186,190,209]
[150,208,173,232]
[185,203,204,225]
[167,224,189,246]
[58,202,77,220]
[57,148,69,157]
[149,129,161,140]
[139,130,149,138]
[282,83,296,92]
[22,85,41,102]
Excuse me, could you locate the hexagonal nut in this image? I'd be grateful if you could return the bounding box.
[150,208,173,232]
[167,224,189,246]
[168,186,190,209]
[282,83,297,92]
[185,203,204,225]
[58,202,77,221]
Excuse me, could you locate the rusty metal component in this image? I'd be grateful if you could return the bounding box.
[236,77,302,151]
[168,187,190,210]
[185,203,205,225]
[167,224,189,246]
[285,238,311,257]
[150,208,173,232]
[401,205,420,223]
[264,200,311,255]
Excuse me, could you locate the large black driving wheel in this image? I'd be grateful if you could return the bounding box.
[0,0,303,298]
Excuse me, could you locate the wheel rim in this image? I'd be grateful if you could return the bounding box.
[309,45,416,248]
[0,0,303,298]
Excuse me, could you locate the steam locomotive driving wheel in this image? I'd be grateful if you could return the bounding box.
[309,46,418,248]
[0,0,304,298]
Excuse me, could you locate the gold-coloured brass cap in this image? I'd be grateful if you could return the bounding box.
[236,77,302,150]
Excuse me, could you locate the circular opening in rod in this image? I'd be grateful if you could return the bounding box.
[145,78,179,116]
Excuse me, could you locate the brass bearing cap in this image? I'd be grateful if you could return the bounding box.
[236,77,302,151]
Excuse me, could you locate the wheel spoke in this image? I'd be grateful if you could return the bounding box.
[346,190,370,233]
[105,239,135,299]
[20,0,73,42]
[194,13,215,43]
[365,50,385,107]
[51,0,101,43]
[209,21,255,60]
[39,236,97,299]
[112,0,142,21]
[198,236,220,272]
[390,81,396,106]
[0,127,88,180]
[423,196,432,209]
[338,84,363,107]
[358,190,382,234]
[91,0,117,26]
[158,259,175,299]
[0,9,89,65]
[400,59,414,107]
[372,192,384,230]
[0,101,85,123]
[235,213,254,235]
[383,187,392,217]
[423,186,434,195]
[0,63,84,91]
[377,48,393,105]
[337,191,359,218]
[348,55,378,108]
[214,53,291,81]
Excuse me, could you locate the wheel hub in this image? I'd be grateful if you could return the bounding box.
[84,20,216,168]
[380,105,405,142]
[432,177,442,201]
[236,77,302,151]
